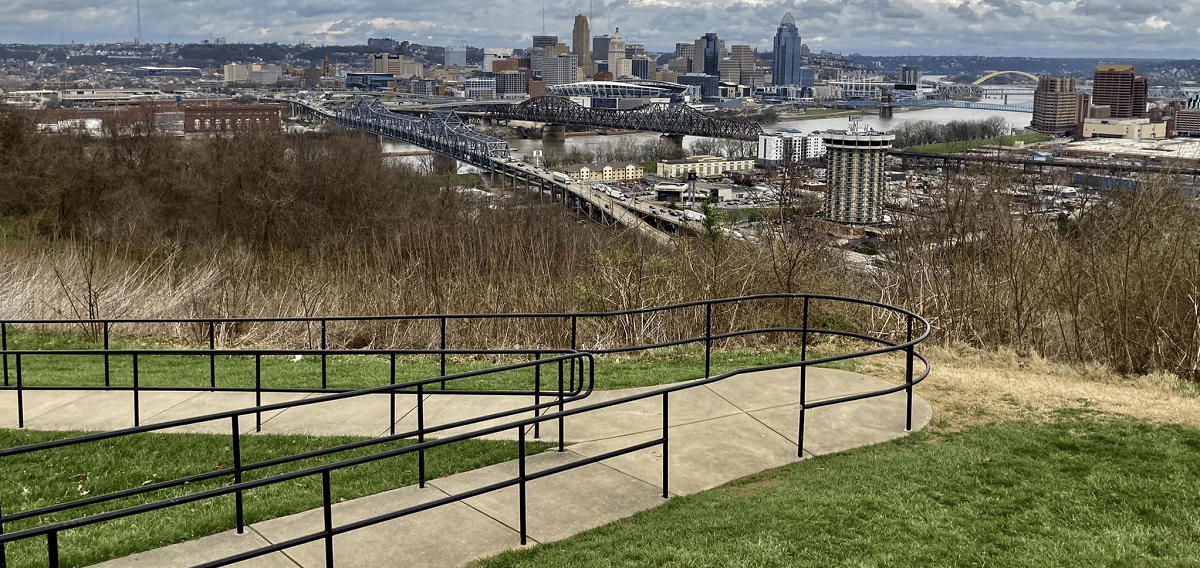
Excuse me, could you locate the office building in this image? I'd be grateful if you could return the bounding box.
[371,54,422,78]
[445,45,467,67]
[631,57,650,80]
[772,13,802,86]
[367,38,397,49]
[1031,76,1086,136]
[1176,109,1200,137]
[572,15,591,73]
[822,122,894,225]
[532,35,559,49]
[1092,64,1147,118]
[730,45,756,86]
[678,73,720,100]
[593,35,612,63]
[463,77,497,98]
[495,70,529,96]
[531,53,579,86]
[701,33,720,76]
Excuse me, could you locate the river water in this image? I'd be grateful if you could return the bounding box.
[383,106,1035,165]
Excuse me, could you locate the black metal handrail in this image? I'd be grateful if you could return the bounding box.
[0,293,931,568]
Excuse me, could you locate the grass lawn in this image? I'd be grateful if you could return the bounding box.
[470,347,1200,567]
[1,326,859,393]
[906,133,1053,155]
[477,410,1200,567]
[1,428,552,568]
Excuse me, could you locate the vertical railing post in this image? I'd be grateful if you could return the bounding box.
[232,415,245,534]
[389,353,396,437]
[662,391,669,498]
[1,490,7,568]
[705,302,713,378]
[518,426,528,545]
[417,382,426,488]
[255,354,262,432]
[15,354,24,429]
[320,320,328,390]
[47,530,58,568]
[208,321,216,389]
[132,353,140,428]
[322,471,334,568]
[103,322,110,388]
[557,359,565,452]
[906,314,915,432]
[2,321,8,387]
[798,297,810,458]
[439,317,447,390]
[533,353,541,439]
[570,316,577,351]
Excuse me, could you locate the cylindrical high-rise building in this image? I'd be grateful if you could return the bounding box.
[572,14,591,74]
[822,124,894,225]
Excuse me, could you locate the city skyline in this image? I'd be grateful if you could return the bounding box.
[2,0,1198,59]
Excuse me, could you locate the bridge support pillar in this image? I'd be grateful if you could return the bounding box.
[879,104,893,118]
[662,134,686,159]
[542,124,567,144]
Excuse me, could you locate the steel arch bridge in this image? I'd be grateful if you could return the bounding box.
[486,96,764,141]
[972,70,1040,85]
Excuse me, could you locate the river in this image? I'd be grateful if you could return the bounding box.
[382,106,1035,166]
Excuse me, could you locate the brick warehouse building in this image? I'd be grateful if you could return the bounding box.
[184,104,283,136]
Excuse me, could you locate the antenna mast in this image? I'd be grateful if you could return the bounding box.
[136,0,142,44]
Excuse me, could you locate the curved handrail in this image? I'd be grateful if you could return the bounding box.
[0,293,930,567]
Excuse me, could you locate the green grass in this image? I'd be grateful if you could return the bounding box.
[476,410,1200,567]
[906,133,1053,155]
[1,428,552,568]
[1,327,859,393]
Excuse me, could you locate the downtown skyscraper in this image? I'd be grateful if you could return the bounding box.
[772,12,802,86]
[572,14,591,75]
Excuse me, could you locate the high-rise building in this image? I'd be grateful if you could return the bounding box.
[572,15,591,73]
[772,12,801,86]
[758,130,826,167]
[1031,76,1085,136]
[701,33,720,76]
[531,53,579,86]
[1092,64,1147,118]
[495,70,529,96]
[822,121,894,225]
[607,28,631,78]
[532,35,559,49]
[730,45,756,86]
[593,35,612,62]
[372,54,422,78]
[445,45,467,67]
[631,57,650,80]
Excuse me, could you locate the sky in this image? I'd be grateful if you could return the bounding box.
[3,0,1199,59]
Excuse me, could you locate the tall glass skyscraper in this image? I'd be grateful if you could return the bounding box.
[701,32,720,76]
[771,12,801,86]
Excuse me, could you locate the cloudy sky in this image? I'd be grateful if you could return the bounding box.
[3,0,1198,58]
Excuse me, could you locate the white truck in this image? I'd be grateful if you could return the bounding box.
[552,172,572,183]
[682,210,705,223]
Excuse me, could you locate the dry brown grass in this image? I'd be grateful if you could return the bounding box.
[859,342,1200,434]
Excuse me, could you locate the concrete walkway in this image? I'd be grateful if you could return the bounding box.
[2,367,932,568]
